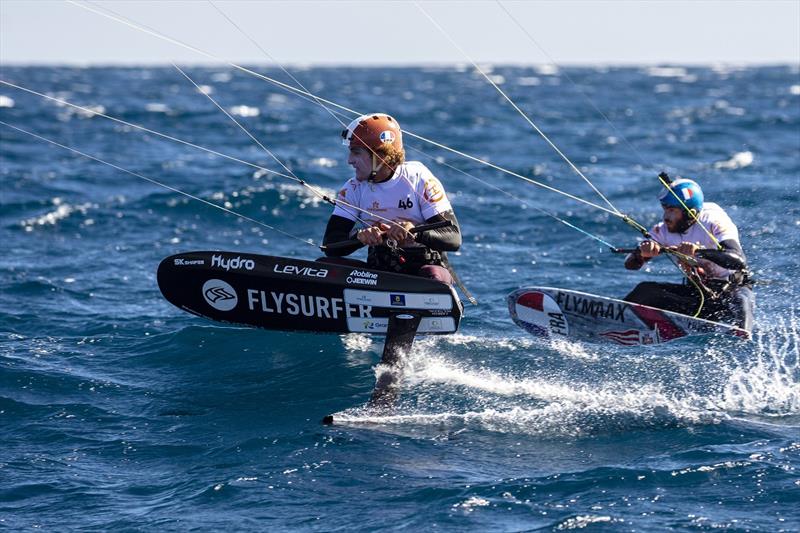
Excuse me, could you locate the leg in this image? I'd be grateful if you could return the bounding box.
[733,286,755,333]
[706,286,755,332]
[624,281,702,316]
[417,264,453,285]
[368,312,422,409]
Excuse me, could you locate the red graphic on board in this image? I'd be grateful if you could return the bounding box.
[517,291,544,312]
[631,305,686,341]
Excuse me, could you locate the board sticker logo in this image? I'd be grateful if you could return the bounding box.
[599,329,642,346]
[514,291,568,337]
[361,320,381,331]
[423,178,444,203]
[390,294,406,306]
[202,279,238,311]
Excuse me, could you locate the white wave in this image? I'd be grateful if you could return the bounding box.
[404,353,679,409]
[646,66,688,78]
[145,103,171,114]
[266,93,289,105]
[21,198,93,231]
[337,314,799,436]
[535,65,559,76]
[555,515,615,530]
[714,151,754,170]
[309,157,337,168]
[711,64,745,76]
[790,85,800,95]
[670,460,752,477]
[420,332,602,361]
[0,95,15,108]
[517,77,541,86]
[418,333,535,351]
[211,72,231,83]
[548,338,599,361]
[228,105,260,117]
[334,400,712,438]
[51,97,104,121]
[340,353,717,436]
[719,315,800,416]
[712,99,746,116]
[341,333,374,352]
[75,104,106,119]
[452,496,489,511]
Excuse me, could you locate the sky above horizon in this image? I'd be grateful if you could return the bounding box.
[1,1,799,66]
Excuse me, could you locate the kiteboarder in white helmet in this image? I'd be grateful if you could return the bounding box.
[321,113,462,286]
[319,113,466,409]
[340,113,405,182]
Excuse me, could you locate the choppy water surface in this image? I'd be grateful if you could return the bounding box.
[1,65,799,530]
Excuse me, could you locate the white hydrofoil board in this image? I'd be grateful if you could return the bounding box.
[508,287,748,346]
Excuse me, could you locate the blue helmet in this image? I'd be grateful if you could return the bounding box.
[659,178,704,216]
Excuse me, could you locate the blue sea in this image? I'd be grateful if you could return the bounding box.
[1,65,799,531]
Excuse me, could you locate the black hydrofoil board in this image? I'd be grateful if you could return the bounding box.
[157,251,462,335]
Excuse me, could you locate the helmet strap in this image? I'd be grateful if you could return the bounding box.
[368,153,384,182]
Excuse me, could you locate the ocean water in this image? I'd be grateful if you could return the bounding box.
[1,65,799,531]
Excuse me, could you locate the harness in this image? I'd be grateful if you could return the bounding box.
[683,266,754,300]
[367,242,444,274]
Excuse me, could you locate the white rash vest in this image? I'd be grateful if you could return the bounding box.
[331,161,453,235]
[650,202,741,279]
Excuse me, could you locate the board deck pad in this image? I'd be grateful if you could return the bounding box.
[508,287,747,346]
[158,251,462,335]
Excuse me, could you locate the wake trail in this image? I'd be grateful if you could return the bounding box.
[333,317,800,435]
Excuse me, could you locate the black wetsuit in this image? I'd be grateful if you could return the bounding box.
[321,210,461,277]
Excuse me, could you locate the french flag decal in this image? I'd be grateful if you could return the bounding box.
[510,289,569,338]
[682,188,694,200]
[518,291,544,311]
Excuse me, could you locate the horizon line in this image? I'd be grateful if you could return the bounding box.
[2,60,797,68]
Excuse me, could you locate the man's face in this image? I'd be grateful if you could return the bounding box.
[348,146,373,181]
[662,206,685,233]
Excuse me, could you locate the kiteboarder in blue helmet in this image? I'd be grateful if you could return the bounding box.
[623,175,754,333]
